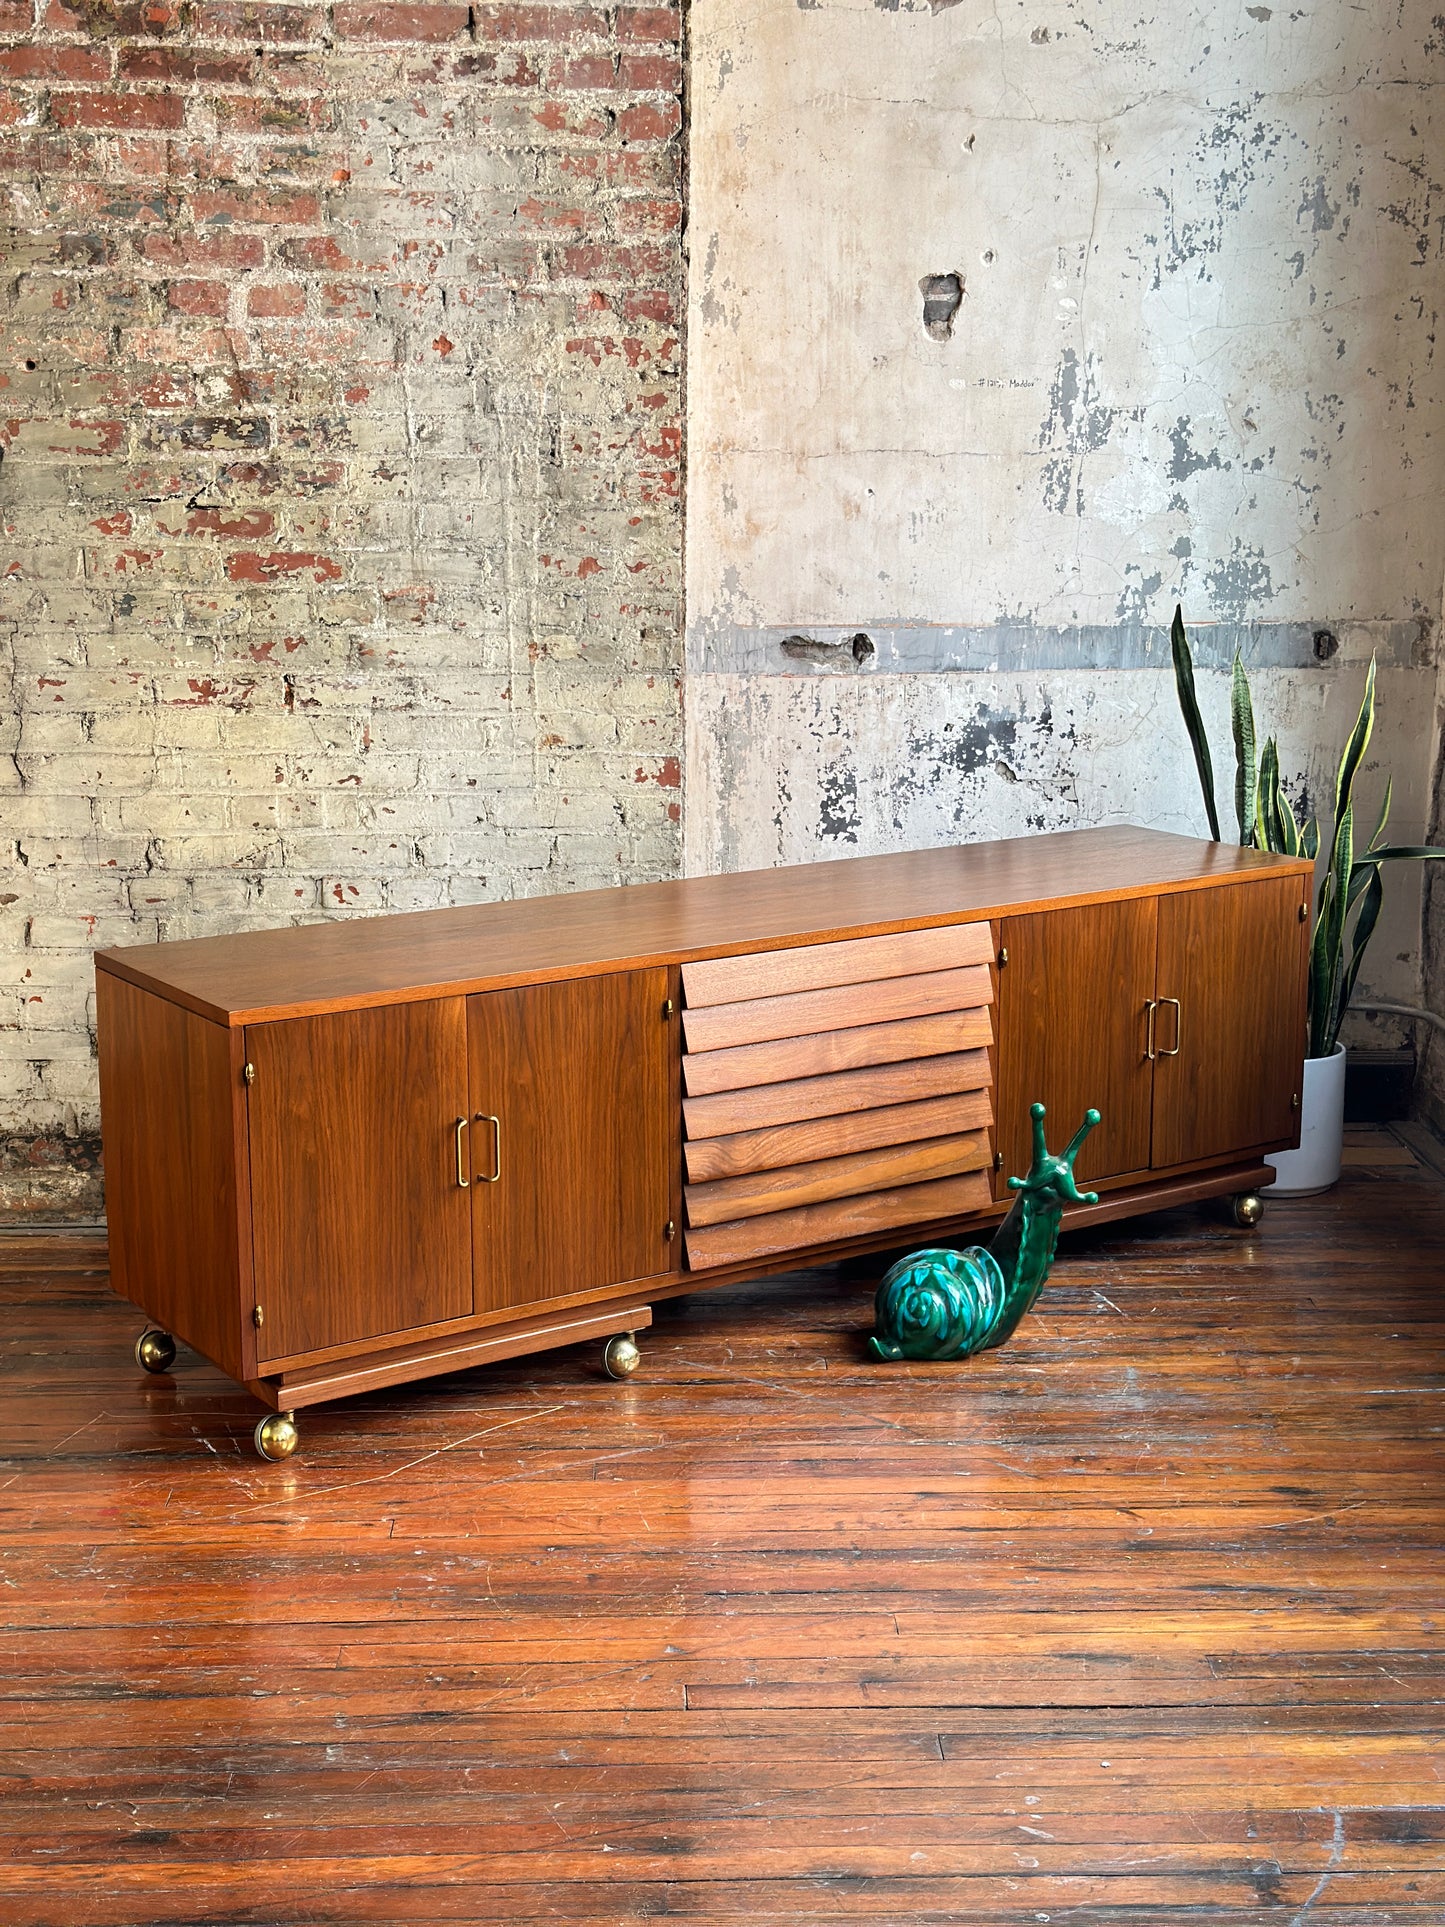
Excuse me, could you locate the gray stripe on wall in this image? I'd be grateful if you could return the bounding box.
[687,619,1428,676]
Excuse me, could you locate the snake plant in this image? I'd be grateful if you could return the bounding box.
[1170,605,1445,1058]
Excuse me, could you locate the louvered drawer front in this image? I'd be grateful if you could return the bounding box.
[682,924,995,1268]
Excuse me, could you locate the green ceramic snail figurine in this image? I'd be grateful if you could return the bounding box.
[869,1102,1101,1361]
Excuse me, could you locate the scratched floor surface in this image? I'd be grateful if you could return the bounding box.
[1,1126,1443,1924]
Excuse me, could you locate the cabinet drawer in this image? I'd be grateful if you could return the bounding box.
[682,926,995,1268]
[684,1171,994,1270]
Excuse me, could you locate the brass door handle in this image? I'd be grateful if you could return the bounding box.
[1158,996,1182,1057]
[454,1116,470,1189]
[1144,998,1157,1061]
[476,1112,501,1183]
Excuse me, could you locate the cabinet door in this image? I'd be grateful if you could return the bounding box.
[1151,875,1307,1169]
[247,999,473,1364]
[995,899,1157,1194]
[467,969,672,1313]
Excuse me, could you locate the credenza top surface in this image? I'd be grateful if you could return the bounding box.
[94,825,1312,1027]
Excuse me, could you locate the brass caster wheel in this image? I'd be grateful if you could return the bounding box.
[602,1332,641,1380]
[254,1411,299,1462]
[1231,1191,1265,1229]
[134,1328,176,1375]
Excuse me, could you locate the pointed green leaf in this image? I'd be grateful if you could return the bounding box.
[1231,651,1257,847]
[1259,738,1296,853]
[1346,858,1377,912]
[1364,844,1445,863]
[1311,799,1354,1057]
[1302,816,1320,861]
[1368,775,1392,853]
[1340,863,1384,1018]
[1170,605,1221,842]
[1333,654,1376,823]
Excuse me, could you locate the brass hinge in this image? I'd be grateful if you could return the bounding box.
[1298,902,1308,923]
[664,1219,675,1241]
[243,1061,256,1085]
[662,997,675,1018]
[997,946,1009,968]
[993,1151,1003,1171]
[1291,1092,1301,1110]
[252,1304,265,1329]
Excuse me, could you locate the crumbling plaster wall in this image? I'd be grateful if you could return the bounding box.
[686,0,1445,1043]
[1423,658,1445,1128]
[0,0,684,1216]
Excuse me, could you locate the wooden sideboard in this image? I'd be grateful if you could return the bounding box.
[95,827,1312,1456]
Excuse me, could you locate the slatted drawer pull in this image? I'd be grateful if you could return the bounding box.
[683,1170,995,1271]
[685,1129,992,1228]
[681,963,993,1057]
[683,1006,993,1099]
[684,1087,994,1184]
[682,921,993,1009]
[682,1047,992,1141]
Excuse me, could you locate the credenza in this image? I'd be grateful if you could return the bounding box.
[94,827,1312,1458]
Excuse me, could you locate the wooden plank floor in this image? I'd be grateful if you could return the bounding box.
[1,1125,1443,1924]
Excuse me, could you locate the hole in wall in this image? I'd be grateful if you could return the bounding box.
[851,632,875,663]
[1313,628,1339,662]
[920,272,964,341]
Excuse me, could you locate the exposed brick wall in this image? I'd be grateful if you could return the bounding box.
[0,0,684,1216]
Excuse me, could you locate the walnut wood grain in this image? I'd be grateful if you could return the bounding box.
[683,1169,994,1268]
[246,999,474,1364]
[681,921,993,1010]
[94,973,247,1381]
[685,1130,991,1228]
[682,1047,993,1139]
[259,1303,655,1411]
[994,896,1158,1196]
[681,963,992,1056]
[1151,874,1309,1167]
[93,827,1312,1026]
[682,1007,994,1098]
[467,969,672,1313]
[684,1088,995,1183]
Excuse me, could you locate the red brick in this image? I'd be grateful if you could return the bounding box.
[550,53,616,90]
[516,195,591,231]
[615,195,681,236]
[0,0,33,27]
[186,508,276,539]
[480,4,606,39]
[212,95,332,136]
[527,98,610,138]
[617,6,678,44]
[191,187,320,225]
[120,48,258,85]
[452,47,539,83]
[141,231,267,271]
[45,0,188,30]
[277,234,354,271]
[554,241,673,281]
[167,279,231,316]
[0,48,112,84]
[51,93,187,133]
[332,2,469,38]
[226,550,341,583]
[195,2,325,41]
[247,283,304,317]
[622,287,675,324]
[617,100,679,143]
[618,51,679,90]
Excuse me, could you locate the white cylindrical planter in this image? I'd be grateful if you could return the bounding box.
[1265,1043,1346,1196]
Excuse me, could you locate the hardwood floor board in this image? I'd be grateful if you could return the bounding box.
[2,1165,1443,1920]
[2,1864,1444,1924]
